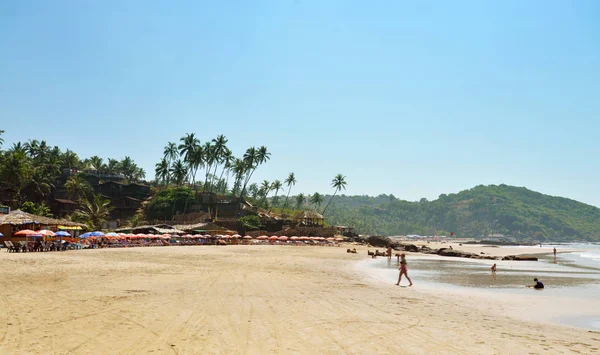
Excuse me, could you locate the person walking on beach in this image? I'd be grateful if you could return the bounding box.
[387,245,392,260]
[395,253,413,287]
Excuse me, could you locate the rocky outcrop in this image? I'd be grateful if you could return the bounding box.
[397,244,533,261]
[501,255,538,261]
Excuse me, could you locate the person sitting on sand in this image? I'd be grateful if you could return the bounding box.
[395,253,413,287]
[530,278,544,289]
[491,263,497,273]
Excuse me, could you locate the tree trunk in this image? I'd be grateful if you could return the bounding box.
[322,189,338,215]
[240,169,256,198]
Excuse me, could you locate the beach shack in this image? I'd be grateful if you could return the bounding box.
[295,210,325,227]
[0,210,87,242]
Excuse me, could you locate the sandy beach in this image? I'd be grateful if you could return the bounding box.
[1,245,599,355]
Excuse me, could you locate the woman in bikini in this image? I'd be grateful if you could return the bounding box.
[395,253,413,286]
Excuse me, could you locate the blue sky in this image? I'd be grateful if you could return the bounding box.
[1,1,599,206]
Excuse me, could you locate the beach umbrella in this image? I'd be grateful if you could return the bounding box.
[232,234,241,238]
[14,229,38,236]
[55,231,71,237]
[268,236,279,241]
[0,232,3,237]
[243,236,252,239]
[105,232,120,237]
[35,230,56,237]
[278,236,288,241]
[257,235,268,240]
[326,237,335,241]
[334,237,344,241]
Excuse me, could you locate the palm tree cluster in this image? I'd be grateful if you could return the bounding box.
[85,155,146,181]
[155,134,274,198]
[0,133,145,208]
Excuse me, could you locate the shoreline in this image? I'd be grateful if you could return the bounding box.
[356,246,600,332]
[1,245,599,354]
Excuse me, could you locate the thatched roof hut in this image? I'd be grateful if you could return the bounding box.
[295,210,325,226]
[0,210,87,240]
[0,210,86,228]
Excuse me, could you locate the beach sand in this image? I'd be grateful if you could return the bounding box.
[1,245,599,354]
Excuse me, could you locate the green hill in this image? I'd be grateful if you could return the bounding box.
[320,184,600,241]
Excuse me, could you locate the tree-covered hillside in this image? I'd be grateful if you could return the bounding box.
[320,185,600,241]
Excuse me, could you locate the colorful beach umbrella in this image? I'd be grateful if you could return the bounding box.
[243,235,253,239]
[14,230,39,236]
[55,231,71,237]
[35,230,56,237]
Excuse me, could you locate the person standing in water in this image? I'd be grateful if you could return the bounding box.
[387,245,392,260]
[395,253,413,287]
[553,247,557,257]
[491,263,497,273]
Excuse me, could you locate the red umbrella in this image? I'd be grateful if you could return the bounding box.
[14,230,39,236]
[232,234,241,238]
[257,236,268,240]
[278,236,288,241]
[268,236,279,241]
[243,236,253,239]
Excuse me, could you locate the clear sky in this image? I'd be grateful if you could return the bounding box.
[1,1,599,206]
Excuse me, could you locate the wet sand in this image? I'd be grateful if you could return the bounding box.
[1,245,599,354]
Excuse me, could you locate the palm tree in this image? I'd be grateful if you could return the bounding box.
[65,174,92,201]
[295,193,306,209]
[178,133,200,184]
[256,146,271,166]
[240,147,257,197]
[0,129,5,148]
[132,166,146,181]
[282,172,296,210]
[322,174,347,215]
[0,150,30,201]
[9,142,25,154]
[164,142,178,164]
[107,158,121,175]
[217,147,233,192]
[73,193,113,231]
[231,158,246,196]
[170,159,187,187]
[248,183,260,200]
[61,149,80,169]
[155,158,170,185]
[269,180,282,212]
[202,142,215,191]
[24,139,40,158]
[23,167,54,201]
[187,144,204,187]
[259,180,272,207]
[310,192,324,210]
[120,156,136,180]
[210,135,228,191]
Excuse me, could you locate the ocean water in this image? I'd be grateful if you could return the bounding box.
[363,243,600,330]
